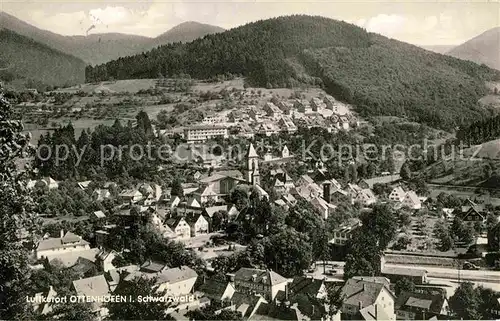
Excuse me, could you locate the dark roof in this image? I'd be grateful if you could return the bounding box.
[140,260,167,273]
[231,291,264,317]
[395,290,447,315]
[341,278,393,309]
[251,303,299,320]
[275,277,323,302]
[234,267,288,286]
[199,278,231,300]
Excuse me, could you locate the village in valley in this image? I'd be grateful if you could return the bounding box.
[5,77,499,321]
[3,5,500,321]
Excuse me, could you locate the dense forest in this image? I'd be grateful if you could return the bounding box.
[85,15,500,130]
[85,15,372,85]
[0,29,86,87]
[456,114,500,145]
[300,35,499,129]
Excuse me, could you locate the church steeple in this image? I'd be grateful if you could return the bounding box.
[245,143,260,185]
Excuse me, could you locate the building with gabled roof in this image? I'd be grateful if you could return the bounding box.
[340,278,396,321]
[395,290,450,320]
[72,275,110,315]
[403,191,422,210]
[32,286,57,315]
[199,278,236,303]
[186,213,210,236]
[389,186,406,202]
[119,189,143,204]
[166,217,191,240]
[36,230,90,260]
[233,267,289,301]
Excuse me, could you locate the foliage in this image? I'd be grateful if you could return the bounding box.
[449,282,483,320]
[0,85,40,319]
[106,277,171,320]
[170,177,184,197]
[262,228,313,277]
[456,114,500,145]
[85,16,500,130]
[394,277,416,296]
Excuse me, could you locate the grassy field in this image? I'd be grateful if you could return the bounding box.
[54,79,158,94]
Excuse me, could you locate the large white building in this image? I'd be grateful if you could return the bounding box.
[36,231,90,260]
[184,125,229,143]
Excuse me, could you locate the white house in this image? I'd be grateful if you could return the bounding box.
[166,217,191,240]
[403,191,422,210]
[187,214,210,237]
[341,278,396,321]
[389,187,406,202]
[36,231,90,260]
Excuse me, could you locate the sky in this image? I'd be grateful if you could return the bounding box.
[2,0,499,45]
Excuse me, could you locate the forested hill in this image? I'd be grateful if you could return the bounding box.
[0,29,86,87]
[85,15,500,130]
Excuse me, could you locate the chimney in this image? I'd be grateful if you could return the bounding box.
[323,183,331,203]
[60,229,64,239]
[363,284,366,292]
[358,301,362,310]
[375,304,378,319]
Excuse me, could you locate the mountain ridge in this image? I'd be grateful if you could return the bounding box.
[447,27,500,70]
[0,11,225,65]
[0,29,86,88]
[85,15,500,130]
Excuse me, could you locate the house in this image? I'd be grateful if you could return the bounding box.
[340,278,396,320]
[119,189,143,204]
[77,180,92,190]
[354,189,377,206]
[166,217,191,240]
[275,276,328,302]
[32,286,57,315]
[199,278,236,303]
[389,187,406,202]
[381,266,428,285]
[46,248,100,268]
[282,193,297,207]
[277,101,293,114]
[96,250,117,272]
[310,97,326,111]
[204,205,239,219]
[273,178,286,194]
[140,260,168,273]
[72,275,110,317]
[257,122,280,136]
[36,231,90,260]
[250,302,306,321]
[93,211,106,220]
[156,266,198,297]
[183,124,229,143]
[310,196,337,220]
[455,199,486,224]
[403,191,422,210]
[186,213,210,236]
[329,219,362,246]
[395,290,450,320]
[36,177,59,190]
[92,189,111,201]
[278,116,297,133]
[230,291,268,319]
[294,99,311,113]
[264,102,282,118]
[122,265,198,297]
[233,267,289,301]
